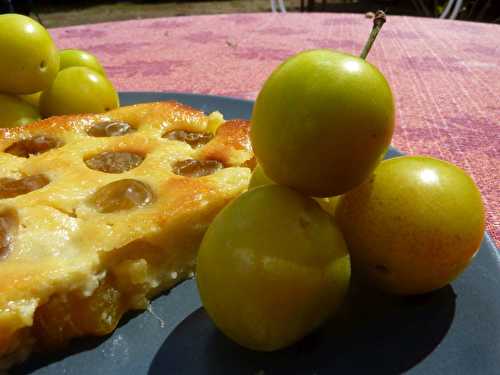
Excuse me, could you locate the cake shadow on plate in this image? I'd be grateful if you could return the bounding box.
[149,282,456,375]
[10,306,149,375]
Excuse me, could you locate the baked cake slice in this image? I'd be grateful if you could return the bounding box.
[0,101,254,368]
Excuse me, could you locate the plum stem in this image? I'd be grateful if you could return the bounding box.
[360,10,386,60]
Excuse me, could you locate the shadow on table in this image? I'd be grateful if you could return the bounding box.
[149,282,456,375]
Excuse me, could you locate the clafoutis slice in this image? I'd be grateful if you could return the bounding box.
[0,101,254,368]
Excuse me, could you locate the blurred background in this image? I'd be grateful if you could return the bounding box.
[1,0,499,27]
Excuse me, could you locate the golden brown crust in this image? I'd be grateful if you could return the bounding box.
[197,119,253,167]
[0,101,253,365]
[0,101,205,138]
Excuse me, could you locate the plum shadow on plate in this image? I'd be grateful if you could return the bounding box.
[148,282,456,375]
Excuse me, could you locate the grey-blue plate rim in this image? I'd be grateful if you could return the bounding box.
[11,92,499,375]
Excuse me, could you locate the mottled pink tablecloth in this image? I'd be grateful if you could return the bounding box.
[50,13,499,247]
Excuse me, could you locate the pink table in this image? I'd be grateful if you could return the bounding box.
[50,13,500,247]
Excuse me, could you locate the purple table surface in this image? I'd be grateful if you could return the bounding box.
[51,13,499,247]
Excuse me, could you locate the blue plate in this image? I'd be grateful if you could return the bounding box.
[13,92,500,375]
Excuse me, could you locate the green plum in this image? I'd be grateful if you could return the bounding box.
[335,156,485,295]
[59,49,106,76]
[40,67,119,117]
[248,164,275,189]
[249,164,340,216]
[19,92,42,108]
[197,185,350,351]
[0,14,59,94]
[315,196,340,217]
[0,94,40,128]
[251,49,394,197]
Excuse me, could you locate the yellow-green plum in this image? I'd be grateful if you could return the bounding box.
[0,14,59,94]
[335,156,485,295]
[315,196,340,217]
[248,164,275,189]
[59,49,106,76]
[19,92,42,108]
[249,164,340,216]
[40,67,119,117]
[251,49,394,197]
[197,185,351,351]
[0,94,40,128]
